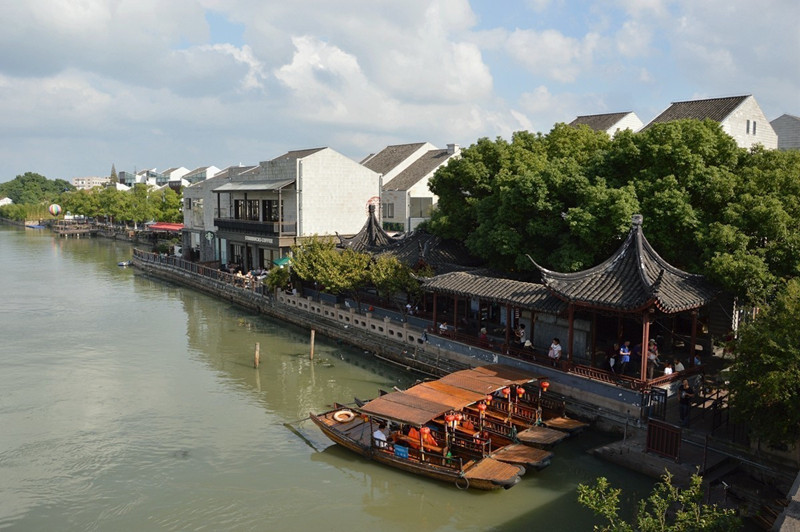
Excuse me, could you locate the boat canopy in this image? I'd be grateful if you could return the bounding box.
[357,364,541,427]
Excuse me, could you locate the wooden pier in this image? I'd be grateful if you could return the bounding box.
[52,222,97,238]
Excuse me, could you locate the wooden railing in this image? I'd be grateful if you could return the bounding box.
[646,418,682,460]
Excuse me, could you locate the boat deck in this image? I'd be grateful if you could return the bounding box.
[463,457,522,484]
[516,425,569,446]
[492,443,552,469]
[544,416,588,433]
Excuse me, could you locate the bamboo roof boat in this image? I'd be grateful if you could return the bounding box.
[310,364,557,490]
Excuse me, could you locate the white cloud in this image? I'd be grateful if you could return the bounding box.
[505,29,600,82]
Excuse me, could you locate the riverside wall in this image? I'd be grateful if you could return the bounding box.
[132,254,645,429]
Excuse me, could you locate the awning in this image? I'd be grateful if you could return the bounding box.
[212,179,295,192]
[148,222,184,232]
[272,256,291,267]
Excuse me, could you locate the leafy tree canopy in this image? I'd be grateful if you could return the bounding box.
[728,278,800,446]
[0,172,75,205]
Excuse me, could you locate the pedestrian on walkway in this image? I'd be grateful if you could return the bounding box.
[679,379,695,427]
[618,341,631,375]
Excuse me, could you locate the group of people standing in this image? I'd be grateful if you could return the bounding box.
[605,339,695,378]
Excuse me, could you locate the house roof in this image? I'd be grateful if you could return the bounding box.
[530,215,718,313]
[422,270,566,314]
[338,205,402,251]
[377,229,484,274]
[270,147,326,162]
[212,179,295,192]
[383,148,452,191]
[148,222,184,232]
[569,112,633,131]
[644,95,750,129]
[361,143,427,175]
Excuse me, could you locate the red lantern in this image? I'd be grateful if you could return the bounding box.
[420,426,430,435]
[445,414,455,423]
[517,386,525,396]
[540,381,550,392]
[455,413,463,422]
[477,402,487,412]
[485,394,493,404]
[502,387,510,396]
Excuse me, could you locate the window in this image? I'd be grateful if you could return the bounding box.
[263,199,281,222]
[746,120,750,134]
[382,202,395,218]
[753,121,757,135]
[410,197,433,218]
[246,200,259,221]
[185,198,191,210]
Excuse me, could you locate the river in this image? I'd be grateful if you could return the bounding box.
[0,225,656,531]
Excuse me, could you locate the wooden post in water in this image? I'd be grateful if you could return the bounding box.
[310,329,316,360]
[254,342,260,368]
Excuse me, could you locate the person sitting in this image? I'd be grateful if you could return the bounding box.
[673,358,685,372]
[439,321,448,335]
[663,361,674,375]
[373,422,389,449]
[478,327,489,348]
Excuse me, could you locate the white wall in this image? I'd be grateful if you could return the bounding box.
[722,96,778,149]
[771,114,800,150]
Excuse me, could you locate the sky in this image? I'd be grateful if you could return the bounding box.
[0,0,798,183]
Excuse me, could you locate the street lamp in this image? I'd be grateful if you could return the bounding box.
[536,381,550,426]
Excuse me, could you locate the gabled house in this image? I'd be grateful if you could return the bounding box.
[208,147,380,271]
[381,144,461,232]
[184,166,221,185]
[770,114,800,150]
[71,176,110,190]
[181,165,255,263]
[643,95,778,149]
[362,142,436,183]
[569,112,643,135]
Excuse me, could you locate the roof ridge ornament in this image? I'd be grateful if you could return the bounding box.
[632,214,643,227]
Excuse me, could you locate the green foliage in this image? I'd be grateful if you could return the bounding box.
[578,472,740,531]
[428,119,800,305]
[728,278,800,446]
[264,266,290,292]
[370,255,421,312]
[0,172,74,205]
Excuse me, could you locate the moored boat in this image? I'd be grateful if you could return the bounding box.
[310,364,565,489]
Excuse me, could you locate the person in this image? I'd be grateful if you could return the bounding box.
[673,358,685,372]
[646,339,661,379]
[478,327,489,348]
[515,323,527,347]
[606,343,619,373]
[406,303,413,316]
[663,361,673,375]
[693,354,702,366]
[373,422,388,448]
[679,379,695,427]
[618,341,631,375]
[439,321,448,335]
[548,338,562,367]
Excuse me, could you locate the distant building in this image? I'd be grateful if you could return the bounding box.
[71,176,110,190]
[0,197,12,206]
[381,144,461,232]
[643,95,778,150]
[569,112,643,135]
[770,114,800,150]
[198,147,379,271]
[184,166,221,185]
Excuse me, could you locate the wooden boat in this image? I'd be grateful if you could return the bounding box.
[311,404,522,490]
[310,364,559,490]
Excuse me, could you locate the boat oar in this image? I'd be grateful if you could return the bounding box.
[283,422,324,452]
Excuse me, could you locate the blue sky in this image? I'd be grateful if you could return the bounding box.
[0,0,797,183]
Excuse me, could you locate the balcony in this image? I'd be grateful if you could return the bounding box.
[215,218,297,237]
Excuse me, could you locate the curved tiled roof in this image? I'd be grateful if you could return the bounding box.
[378,230,484,274]
[532,215,718,313]
[338,205,401,251]
[422,270,566,314]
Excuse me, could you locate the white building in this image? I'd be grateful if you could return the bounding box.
[380,144,461,232]
[207,147,380,270]
[71,176,110,190]
[643,95,778,150]
[569,112,643,135]
[770,114,800,150]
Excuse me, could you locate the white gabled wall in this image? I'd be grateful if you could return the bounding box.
[296,148,381,236]
[722,96,778,149]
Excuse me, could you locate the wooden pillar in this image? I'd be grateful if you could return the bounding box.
[567,304,575,365]
[432,293,438,329]
[640,309,651,382]
[505,305,511,349]
[591,313,597,367]
[453,296,459,334]
[690,310,698,363]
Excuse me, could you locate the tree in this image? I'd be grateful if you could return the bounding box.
[370,255,421,317]
[578,471,740,531]
[0,172,74,205]
[110,164,118,184]
[728,278,800,446]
